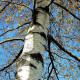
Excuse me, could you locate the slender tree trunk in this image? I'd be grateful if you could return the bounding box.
[15,0,50,80]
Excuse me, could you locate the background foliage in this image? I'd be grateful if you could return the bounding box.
[0,0,80,80]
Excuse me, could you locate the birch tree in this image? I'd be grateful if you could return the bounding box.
[0,0,80,80]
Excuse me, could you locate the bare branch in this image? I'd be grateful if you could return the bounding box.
[0,46,23,72]
[0,21,31,37]
[48,34,80,62]
[52,52,76,62]
[53,2,80,21]
[0,1,12,13]
[0,1,33,11]
[47,37,59,80]
[0,38,24,44]
[11,2,32,11]
[48,0,80,21]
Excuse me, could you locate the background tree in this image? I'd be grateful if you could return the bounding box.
[0,0,80,80]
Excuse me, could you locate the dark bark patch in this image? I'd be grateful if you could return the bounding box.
[29,53,44,66]
[37,6,49,14]
[34,22,44,28]
[29,63,37,69]
[32,32,46,40]
[32,10,40,25]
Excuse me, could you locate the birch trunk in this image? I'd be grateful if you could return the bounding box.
[15,0,50,80]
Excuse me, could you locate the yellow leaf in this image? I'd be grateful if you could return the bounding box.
[6,22,8,24]
[5,18,9,22]
[25,14,28,18]
[65,23,68,25]
[9,15,13,19]
[56,16,59,18]
[16,61,19,66]
[72,69,75,71]
[8,28,9,30]
[67,28,69,31]
[8,60,10,63]
[8,11,10,13]
[21,6,24,10]
[19,11,21,13]
[75,78,78,80]
[76,40,80,42]
[9,4,12,6]
[70,46,71,47]
[18,5,20,7]
[52,48,54,50]
[68,2,69,5]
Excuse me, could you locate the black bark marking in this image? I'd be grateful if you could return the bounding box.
[29,53,44,66]
[32,32,46,40]
[32,10,39,24]
[37,6,49,14]
[29,63,37,69]
[40,42,46,49]
[34,22,44,28]
[32,8,45,27]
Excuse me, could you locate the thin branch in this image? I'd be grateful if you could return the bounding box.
[0,21,31,37]
[53,2,80,21]
[0,46,23,72]
[52,52,76,62]
[33,0,36,11]
[11,2,32,11]
[56,36,79,39]
[0,38,24,44]
[47,66,53,80]
[48,34,80,62]
[0,1,12,13]
[47,37,59,80]
[48,0,80,21]
[1,1,33,11]
[48,62,51,73]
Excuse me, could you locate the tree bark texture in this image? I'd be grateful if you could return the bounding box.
[15,0,50,80]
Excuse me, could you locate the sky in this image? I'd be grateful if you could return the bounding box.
[0,0,80,80]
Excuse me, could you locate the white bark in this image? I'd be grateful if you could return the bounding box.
[15,0,50,80]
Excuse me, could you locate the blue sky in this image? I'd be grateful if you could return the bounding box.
[0,0,80,80]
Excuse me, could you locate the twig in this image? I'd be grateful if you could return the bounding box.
[0,38,24,44]
[53,2,80,21]
[0,21,31,37]
[47,37,59,80]
[0,46,23,71]
[48,34,80,62]
[47,0,80,21]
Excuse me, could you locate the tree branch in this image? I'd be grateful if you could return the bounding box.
[52,52,76,62]
[0,21,31,37]
[33,0,36,11]
[48,0,80,21]
[47,37,59,80]
[53,2,80,21]
[0,1,12,13]
[0,38,24,44]
[48,34,80,62]
[0,1,33,12]
[0,46,23,71]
